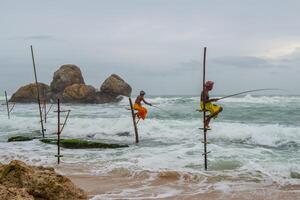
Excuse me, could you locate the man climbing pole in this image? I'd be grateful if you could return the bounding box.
[201,81,223,128]
[134,90,152,122]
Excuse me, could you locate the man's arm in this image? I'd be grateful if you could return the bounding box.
[207,98,219,103]
[142,98,152,106]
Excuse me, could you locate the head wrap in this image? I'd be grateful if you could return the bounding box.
[205,81,214,88]
[140,90,146,95]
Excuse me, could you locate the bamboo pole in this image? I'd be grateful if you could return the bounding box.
[54,98,69,164]
[30,45,45,137]
[129,97,139,143]
[43,89,47,123]
[57,98,61,164]
[202,47,208,170]
[4,91,10,119]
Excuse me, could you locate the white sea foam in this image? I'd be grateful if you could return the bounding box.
[220,94,300,104]
[0,96,299,187]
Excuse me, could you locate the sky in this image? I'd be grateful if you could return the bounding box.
[1,0,300,95]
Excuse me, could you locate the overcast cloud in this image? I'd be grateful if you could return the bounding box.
[1,0,300,95]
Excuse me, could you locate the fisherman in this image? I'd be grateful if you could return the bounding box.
[201,81,223,128]
[134,90,152,121]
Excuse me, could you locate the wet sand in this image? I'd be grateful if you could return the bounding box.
[62,169,300,200]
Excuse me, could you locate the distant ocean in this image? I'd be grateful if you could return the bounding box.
[0,95,300,199]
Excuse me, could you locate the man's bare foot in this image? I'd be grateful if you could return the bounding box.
[204,118,211,129]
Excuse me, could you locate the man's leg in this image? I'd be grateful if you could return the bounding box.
[205,107,223,128]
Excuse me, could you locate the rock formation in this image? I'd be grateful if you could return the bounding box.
[0,160,87,200]
[50,64,85,94]
[10,65,132,104]
[9,83,51,103]
[100,74,132,97]
[63,84,96,103]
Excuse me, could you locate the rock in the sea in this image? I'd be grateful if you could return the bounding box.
[95,91,123,104]
[50,64,85,94]
[291,171,300,179]
[9,83,51,103]
[10,66,133,104]
[116,132,130,137]
[63,84,96,103]
[100,74,132,97]
[8,136,37,142]
[40,138,129,149]
[0,160,87,200]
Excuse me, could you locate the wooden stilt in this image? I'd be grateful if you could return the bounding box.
[54,99,70,164]
[4,91,10,119]
[129,97,139,143]
[43,89,47,123]
[55,98,62,164]
[202,47,208,170]
[30,45,45,138]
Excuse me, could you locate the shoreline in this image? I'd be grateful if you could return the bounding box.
[58,167,300,200]
[67,174,300,200]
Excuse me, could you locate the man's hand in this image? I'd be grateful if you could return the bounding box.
[210,98,219,102]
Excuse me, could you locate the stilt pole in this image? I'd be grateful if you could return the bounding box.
[57,98,61,164]
[202,47,208,170]
[4,91,10,119]
[54,98,69,164]
[43,89,47,123]
[30,45,45,137]
[129,97,139,143]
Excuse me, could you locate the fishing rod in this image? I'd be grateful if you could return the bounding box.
[151,105,166,111]
[217,88,283,101]
[151,105,171,113]
[151,105,178,117]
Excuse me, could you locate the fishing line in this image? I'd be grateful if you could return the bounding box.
[151,105,176,116]
[218,88,284,100]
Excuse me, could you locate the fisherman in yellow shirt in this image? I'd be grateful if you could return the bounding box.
[201,81,223,128]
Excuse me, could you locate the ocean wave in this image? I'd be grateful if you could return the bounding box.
[210,122,300,148]
[220,94,300,104]
[0,96,300,189]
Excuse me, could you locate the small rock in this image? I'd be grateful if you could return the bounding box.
[291,171,300,179]
[116,132,130,137]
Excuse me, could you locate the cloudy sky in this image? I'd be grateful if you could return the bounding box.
[1,0,300,95]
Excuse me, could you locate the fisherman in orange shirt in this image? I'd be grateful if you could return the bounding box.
[134,91,152,122]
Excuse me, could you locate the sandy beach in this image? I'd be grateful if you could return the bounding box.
[68,174,300,200]
[55,165,300,200]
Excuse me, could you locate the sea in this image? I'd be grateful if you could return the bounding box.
[0,95,300,199]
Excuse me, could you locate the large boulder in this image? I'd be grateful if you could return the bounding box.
[63,84,96,103]
[95,91,123,104]
[100,74,132,97]
[0,160,87,200]
[9,83,51,103]
[50,64,85,94]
